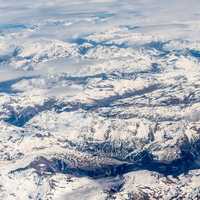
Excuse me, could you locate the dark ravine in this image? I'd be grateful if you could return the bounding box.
[10,141,200,179]
[3,84,161,127]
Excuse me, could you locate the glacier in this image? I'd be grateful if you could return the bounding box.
[1,0,200,199]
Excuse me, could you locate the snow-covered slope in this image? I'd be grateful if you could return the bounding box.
[1,0,200,199]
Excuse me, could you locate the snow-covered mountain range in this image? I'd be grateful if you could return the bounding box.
[1,0,200,199]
